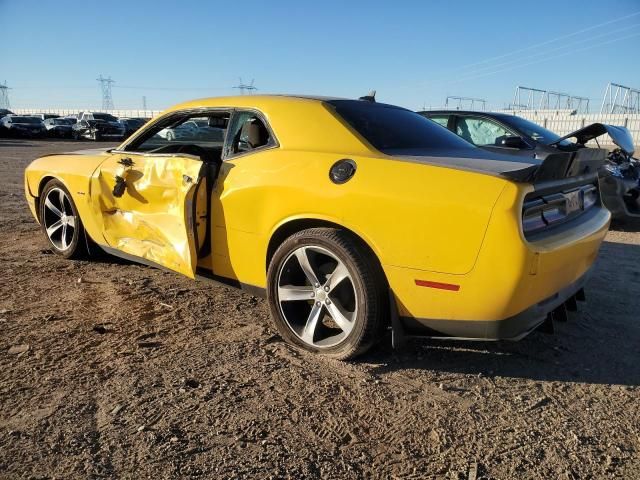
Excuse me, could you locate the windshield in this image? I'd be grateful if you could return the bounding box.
[326,100,475,153]
[92,113,118,122]
[54,119,72,125]
[501,115,573,147]
[10,116,42,124]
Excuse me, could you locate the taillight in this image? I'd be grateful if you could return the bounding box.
[522,184,599,235]
[582,185,598,210]
[522,199,546,233]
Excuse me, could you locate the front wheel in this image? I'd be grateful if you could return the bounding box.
[39,180,89,259]
[267,228,387,359]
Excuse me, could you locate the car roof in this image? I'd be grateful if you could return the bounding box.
[167,94,349,112]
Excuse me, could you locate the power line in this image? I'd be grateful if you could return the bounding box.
[452,22,640,78]
[452,10,640,74]
[442,31,640,87]
[114,85,229,91]
[407,10,640,92]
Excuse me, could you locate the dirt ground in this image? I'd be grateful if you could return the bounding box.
[0,138,638,479]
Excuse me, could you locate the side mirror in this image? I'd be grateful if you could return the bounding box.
[499,135,528,149]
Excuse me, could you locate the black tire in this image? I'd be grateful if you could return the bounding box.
[267,227,387,360]
[39,180,90,259]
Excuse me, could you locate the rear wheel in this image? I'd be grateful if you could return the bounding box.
[267,228,386,359]
[39,180,89,259]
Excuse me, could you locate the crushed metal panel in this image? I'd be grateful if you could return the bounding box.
[92,154,203,278]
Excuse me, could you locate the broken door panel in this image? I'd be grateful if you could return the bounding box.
[90,153,203,278]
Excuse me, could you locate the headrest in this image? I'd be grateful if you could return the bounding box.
[240,119,269,148]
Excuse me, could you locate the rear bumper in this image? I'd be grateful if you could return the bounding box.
[385,199,609,340]
[400,266,592,340]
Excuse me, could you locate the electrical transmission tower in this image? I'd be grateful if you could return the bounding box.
[233,78,257,95]
[97,75,115,110]
[445,96,486,111]
[0,81,10,110]
[600,83,640,114]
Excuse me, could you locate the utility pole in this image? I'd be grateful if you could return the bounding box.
[0,81,10,110]
[142,95,147,111]
[233,78,257,95]
[97,75,115,110]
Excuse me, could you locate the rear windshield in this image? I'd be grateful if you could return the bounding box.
[326,100,475,153]
[92,113,118,122]
[501,115,573,147]
[10,116,41,124]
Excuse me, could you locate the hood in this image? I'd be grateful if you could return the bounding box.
[63,147,112,155]
[550,123,635,156]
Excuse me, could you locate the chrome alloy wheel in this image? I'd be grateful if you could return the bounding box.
[43,187,76,251]
[276,245,357,348]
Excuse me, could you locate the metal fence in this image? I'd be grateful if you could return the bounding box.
[10,108,162,118]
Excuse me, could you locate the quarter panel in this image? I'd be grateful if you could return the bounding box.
[208,149,506,287]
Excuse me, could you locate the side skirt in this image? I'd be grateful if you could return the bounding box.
[97,245,267,298]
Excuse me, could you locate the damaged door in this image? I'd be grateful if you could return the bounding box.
[90,151,204,278]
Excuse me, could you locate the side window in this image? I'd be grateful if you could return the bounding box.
[428,115,450,129]
[126,112,229,154]
[224,111,273,158]
[455,117,512,146]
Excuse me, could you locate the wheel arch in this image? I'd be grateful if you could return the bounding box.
[265,217,388,285]
[35,175,64,221]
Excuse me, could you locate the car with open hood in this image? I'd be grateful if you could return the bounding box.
[24,95,610,359]
[72,112,125,141]
[420,110,639,220]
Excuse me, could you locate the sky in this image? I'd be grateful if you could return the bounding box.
[1,0,639,111]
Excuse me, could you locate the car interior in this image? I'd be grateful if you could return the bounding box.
[124,110,273,168]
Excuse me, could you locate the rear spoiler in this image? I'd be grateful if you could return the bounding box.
[502,148,606,183]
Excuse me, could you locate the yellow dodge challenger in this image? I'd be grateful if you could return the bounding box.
[24,95,610,359]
